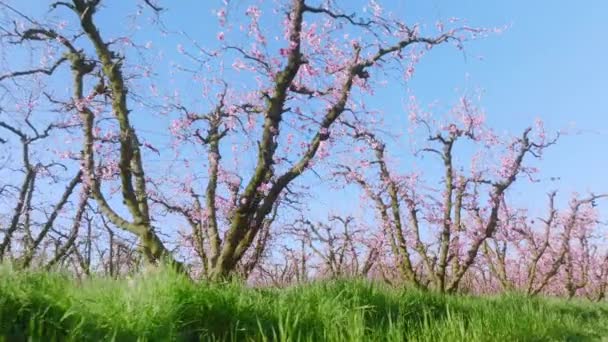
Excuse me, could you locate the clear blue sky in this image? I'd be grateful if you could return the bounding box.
[5,0,607,227]
[300,0,608,217]
[401,0,608,210]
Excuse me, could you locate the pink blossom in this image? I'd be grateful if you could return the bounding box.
[368,0,383,17]
[216,8,227,26]
[404,65,415,80]
[436,21,444,32]
[245,6,261,20]
[232,59,246,71]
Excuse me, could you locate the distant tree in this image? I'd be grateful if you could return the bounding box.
[337,97,558,293]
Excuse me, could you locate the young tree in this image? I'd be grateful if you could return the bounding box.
[0,102,85,268]
[288,215,379,279]
[484,192,607,297]
[338,97,557,292]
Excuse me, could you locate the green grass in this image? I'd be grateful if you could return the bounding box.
[1,265,607,341]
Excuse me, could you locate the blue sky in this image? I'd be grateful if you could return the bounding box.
[403,0,608,209]
[3,0,607,230]
[309,0,608,215]
[77,0,608,218]
[305,0,608,218]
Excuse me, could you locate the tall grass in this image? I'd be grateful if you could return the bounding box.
[1,264,607,341]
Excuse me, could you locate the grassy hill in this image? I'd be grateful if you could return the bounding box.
[1,265,607,341]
